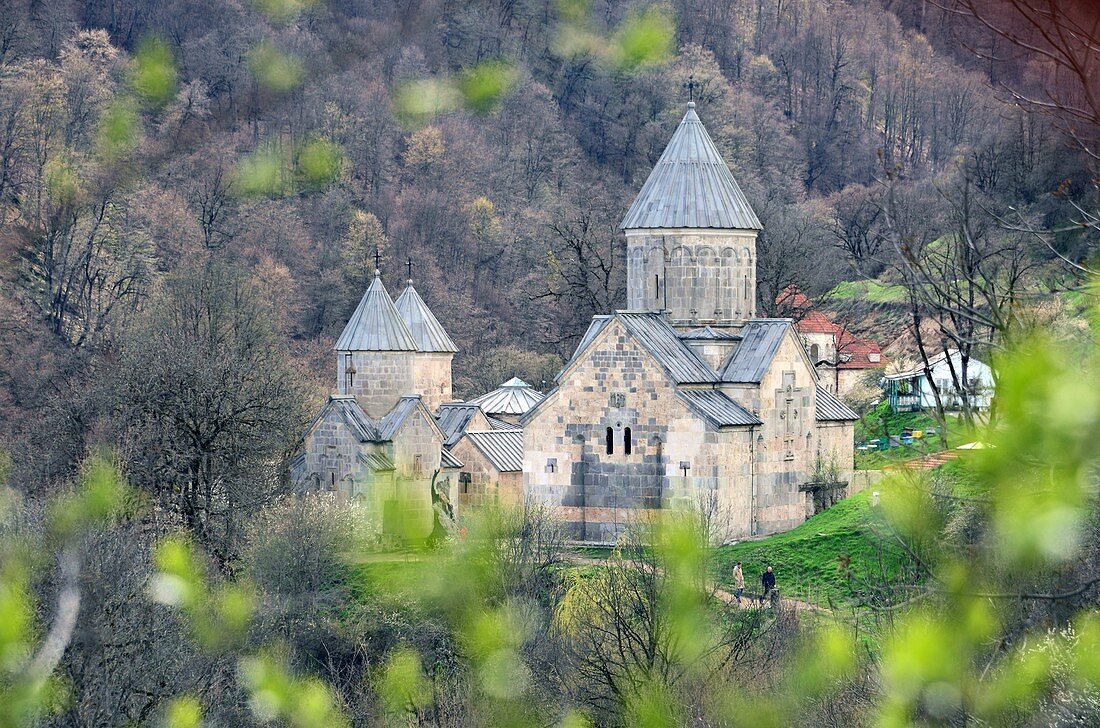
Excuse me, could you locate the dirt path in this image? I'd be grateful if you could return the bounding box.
[562,553,828,614]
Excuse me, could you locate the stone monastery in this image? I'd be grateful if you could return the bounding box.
[293,101,858,543]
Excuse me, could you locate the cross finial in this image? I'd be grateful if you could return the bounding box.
[406,256,413,284]
[683,74,697,104]
[373,246,382,276]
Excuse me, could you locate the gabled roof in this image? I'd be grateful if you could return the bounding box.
[394,284,459,353]
[469,377,546,416]
[435,403,486,447]
[816,388,859,422]
[618,313,718,383]
[358,450,396,472]
[676,389,761,427]
[307,395,378,443]
[680,326,742,341]
[376,395,445,442]
[440,448,463,469]
[335,273,418,352]
[719,320,791,383]
[463,430,524,472]
[621,103,761,231]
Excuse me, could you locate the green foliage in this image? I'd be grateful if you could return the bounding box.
[378,646,432,715]
[96,98,140,160]
[130,37,177,106]
[164,696,203,728]
[233,138,345,197]
[0,455,128,728]
[553,1,675,71]
[457,60,519,115]
[150,537,254,650]
[395,59,517,123]
[247,41,304,94]
[239,652,349,727]
[610,7,675,71]
[295,136,344,188]
[252,0,319,24]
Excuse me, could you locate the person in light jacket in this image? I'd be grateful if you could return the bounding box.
[732,562,745,604]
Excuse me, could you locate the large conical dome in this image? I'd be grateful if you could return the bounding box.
[335,273,418,351]
[394,283,459,353]
[620,102,761,231]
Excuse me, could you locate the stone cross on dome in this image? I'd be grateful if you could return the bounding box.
[683,74,697,105]
[406,256,414,284]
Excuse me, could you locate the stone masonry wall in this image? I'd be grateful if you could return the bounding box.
[410,353,453,413]
[720,328,821,535]
[626,229,758,324]
[523,321,756,542]
[335,351,416,419]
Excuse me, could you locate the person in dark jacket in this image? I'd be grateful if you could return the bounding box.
[761,565,776,603]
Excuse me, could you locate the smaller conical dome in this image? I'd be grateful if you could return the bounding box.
[394,284,459,353]
[335,273,418,351]
[469,377,545,416]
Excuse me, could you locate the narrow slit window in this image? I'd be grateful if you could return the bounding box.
[624,427,632,455]
[606,427,614,455]
[654,274,660,302]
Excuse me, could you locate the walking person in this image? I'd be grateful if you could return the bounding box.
[761,565,776,605]
[732,561,744,605]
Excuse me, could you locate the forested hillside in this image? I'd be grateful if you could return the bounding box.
[0,0,1093,499]
[1,2,1099,725]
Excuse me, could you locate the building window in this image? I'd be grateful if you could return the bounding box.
[546,458,557,473]
[606,427,614,455]
[344,353,355,392]
[809,344,820,362]
[624,427,632,455]
[413,454,423,474]
[459,472,471,494]
[654,274,660,302]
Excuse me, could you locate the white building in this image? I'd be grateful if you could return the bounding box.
[883,350,994,412]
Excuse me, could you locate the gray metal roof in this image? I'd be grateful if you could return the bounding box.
[335,273,418,352]
[440,448,464,469]
[719,320,791,383]
[358,450,395,472]
[469,377,546,416]
[377,395,426,441]
[321,395,378,442]
[488,415,519,430]
[619,313,719,383]
[435,403,485,447]
[680,326,742,341]
[394,284,459,353]
[816,388,859,422]
[676,389,761,427]
[620,103,762,231]
[464,430,524,472]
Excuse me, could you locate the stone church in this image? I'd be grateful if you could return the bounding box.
[520,101,857,542]
[292,101,856,543]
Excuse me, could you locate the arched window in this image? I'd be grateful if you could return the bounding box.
[606,427,614,455]
[809,344,820,362]
[624,427,632,455]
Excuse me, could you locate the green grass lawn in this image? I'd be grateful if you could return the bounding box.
[827,280,908,303]
[854,403,969,470]
[712,490,907,607]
